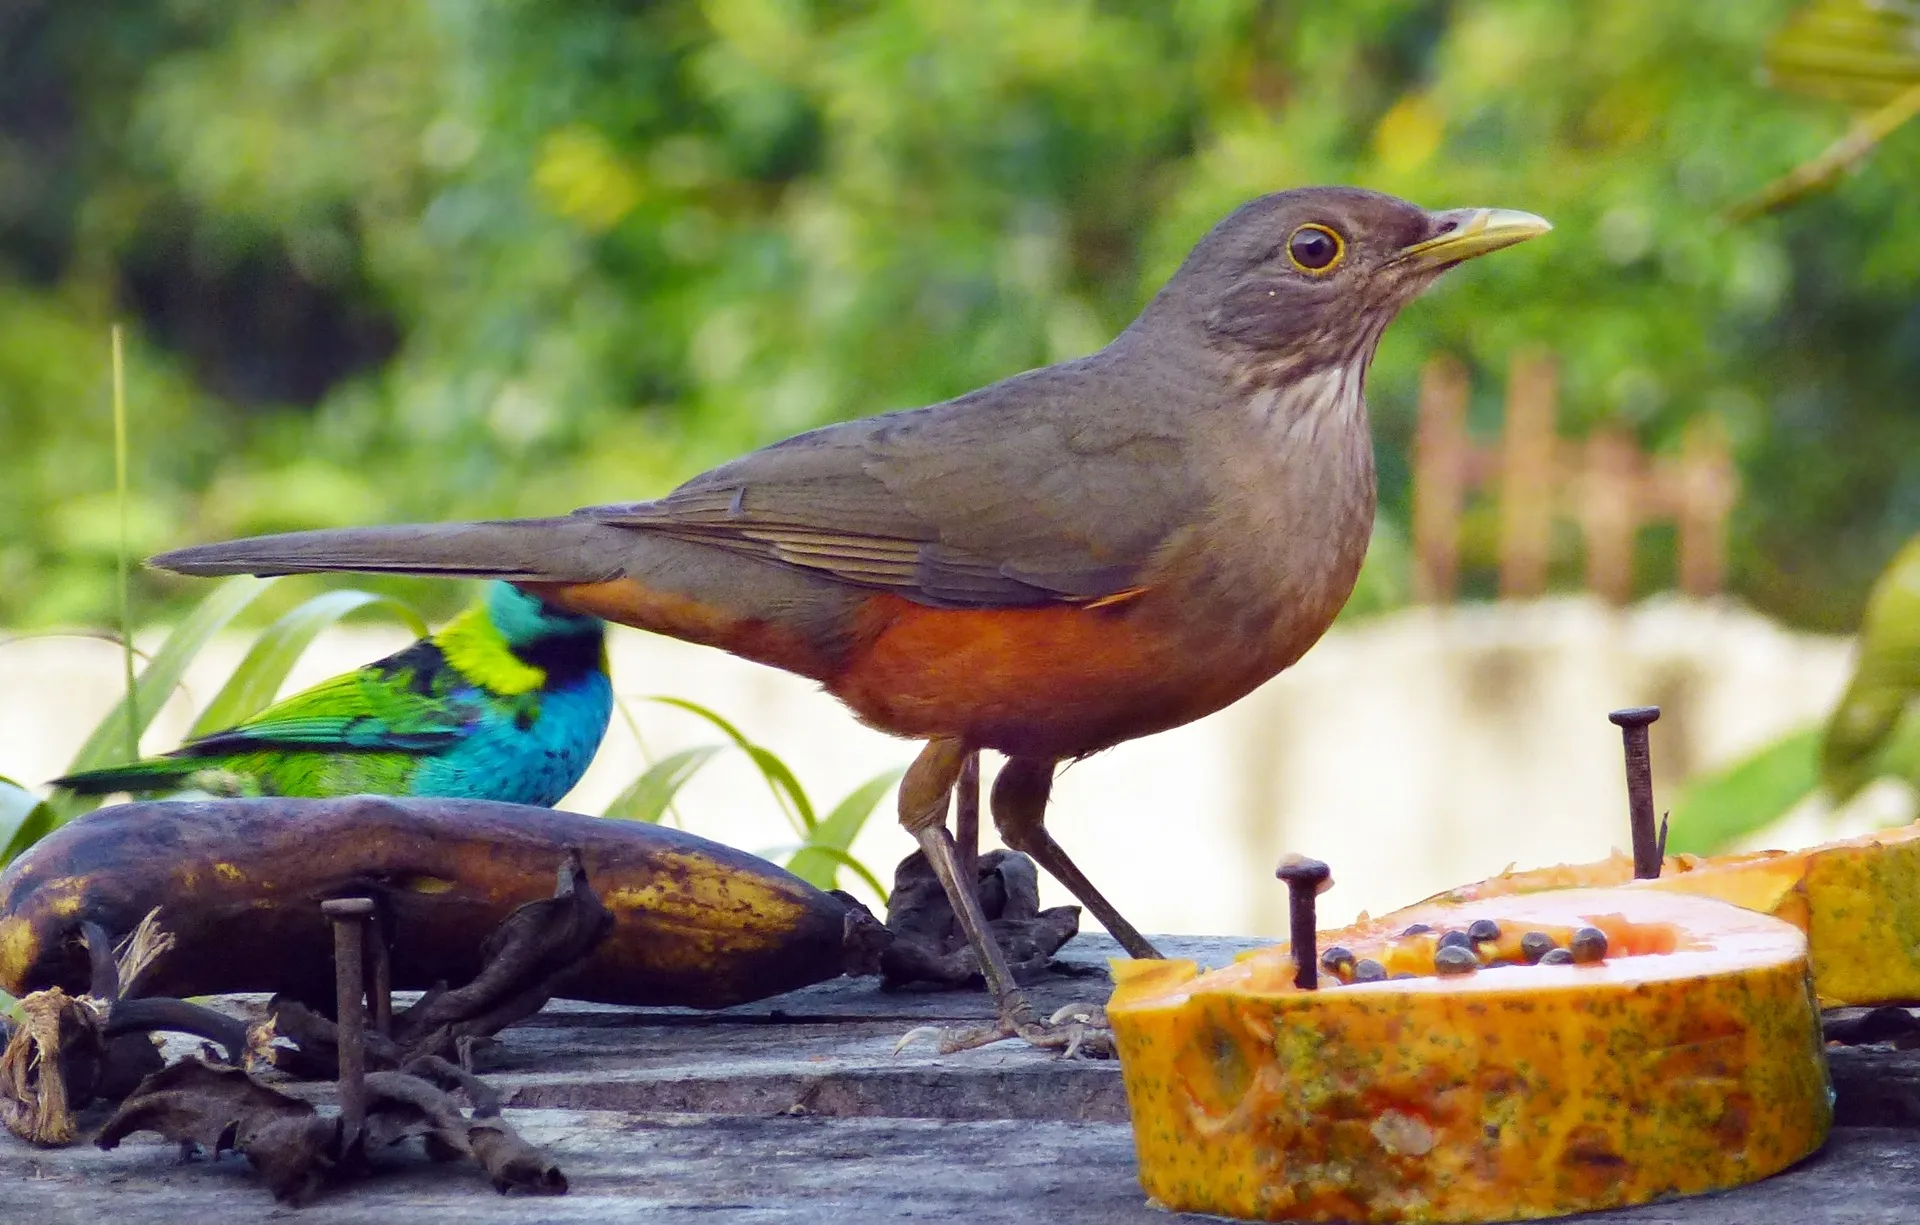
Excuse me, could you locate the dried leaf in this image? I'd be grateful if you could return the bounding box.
[880,849,1081,989]
[97,1059,335,1203]
[391,851,612,1059]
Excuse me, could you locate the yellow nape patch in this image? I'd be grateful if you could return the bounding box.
[435,605,546,695]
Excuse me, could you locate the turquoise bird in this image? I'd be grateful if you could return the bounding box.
[55,582,613,806]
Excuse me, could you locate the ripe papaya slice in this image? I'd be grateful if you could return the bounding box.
[1109,888,1830,1224]
[1411,820,1920,1005]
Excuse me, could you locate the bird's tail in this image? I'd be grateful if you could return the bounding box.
[53,758,201,796]
[148,518,627,584]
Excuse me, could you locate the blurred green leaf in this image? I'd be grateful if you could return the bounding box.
[188,589,429,735]
[1765,0,1920,107]
[650,696,816,836]
[773,842,889,902]
[1822,533,1920,800]
[0,775,57,866]
[1667,727,1822,855]
[15,3,1920,635]
[51,576,277,822]
[786,767,903,895]
[602,744,724,823]
[1734,2,1920,217]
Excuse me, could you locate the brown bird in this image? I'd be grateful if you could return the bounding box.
[151,187,1547,1050]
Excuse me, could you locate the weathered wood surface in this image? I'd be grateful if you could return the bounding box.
[4,934,1920,1223]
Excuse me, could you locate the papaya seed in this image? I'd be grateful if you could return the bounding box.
[1570,927,1609,963]
[1467,918,1501,944]
[1520,931,1556,964]
[1352,958,1387,983]
[1433,945,1479,976]
[1539,947,1575,965]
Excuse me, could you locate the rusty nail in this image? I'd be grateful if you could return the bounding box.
[1275,855,1333,990]
[1608,706,1662,879]
[322,896,375,1150]
[367,912,392,1036]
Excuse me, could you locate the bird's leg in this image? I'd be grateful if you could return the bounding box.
[952,751,981,907]
[893,741,1107,1055]
[895,739,1033,1026]
[992,756,1164,961]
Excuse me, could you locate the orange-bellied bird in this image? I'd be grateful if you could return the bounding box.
[150,188,1548,1050]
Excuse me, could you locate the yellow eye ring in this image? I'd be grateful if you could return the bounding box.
[1287,224,1345,275]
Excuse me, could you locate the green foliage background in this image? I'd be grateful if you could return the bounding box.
[4,0,1917,630]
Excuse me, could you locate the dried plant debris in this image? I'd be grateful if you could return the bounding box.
[365,1057,565,1195]
[0,987,107,1146]
[880,849,1084,990]
[243,852,615,1079]
[79,864,591,1200]
[97,1058,564,1204]
[387,850,613,1064]
[3,853,611,1156]
[0,918,170,1146]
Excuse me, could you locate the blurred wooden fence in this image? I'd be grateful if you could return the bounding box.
[1411,354,1738,604]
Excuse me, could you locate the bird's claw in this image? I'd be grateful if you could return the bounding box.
[890,999,1113,1059]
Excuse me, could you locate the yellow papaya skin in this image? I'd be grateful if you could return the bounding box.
[1110,890,1831,1223]
[0,796,876,1009]
[1414,822,1920,1006]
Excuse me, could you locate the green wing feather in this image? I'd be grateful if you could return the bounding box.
[182,666,470,754]
[54,643,480,795]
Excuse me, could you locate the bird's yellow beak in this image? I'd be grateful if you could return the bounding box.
[1398,208,1552,269]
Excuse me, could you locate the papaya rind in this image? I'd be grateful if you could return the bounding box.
[1110,889,1831,1223]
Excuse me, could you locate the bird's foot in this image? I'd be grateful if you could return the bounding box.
[893,999,1113,1060]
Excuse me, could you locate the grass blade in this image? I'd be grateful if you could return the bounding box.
[189,590,429,736]
[785,767,903,894]
[649,696,816,836]
[52,575,278,820]
[781,843,890,901]
[1666,727,1822,855]
[0,776,57,866]
[603,745,724,822]
[111,325,137,763]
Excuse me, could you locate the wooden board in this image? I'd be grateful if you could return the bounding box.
[4,934,1919,1223]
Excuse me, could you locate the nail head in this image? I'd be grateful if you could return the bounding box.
[1608,706,1661,729]
[322,897,376,919]
[1275,854,1333,895]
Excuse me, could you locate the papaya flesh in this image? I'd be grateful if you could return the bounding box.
[0,796,884,1009]
[1110,888,1831,1223]
[1410,820,1920,1006]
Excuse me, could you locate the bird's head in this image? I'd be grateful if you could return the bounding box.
[1135,186,1549,383]
[486,580,605,647]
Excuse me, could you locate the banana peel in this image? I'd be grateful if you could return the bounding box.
[0,795,889,1008]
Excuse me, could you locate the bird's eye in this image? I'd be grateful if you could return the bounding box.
[1287,224,1345,274]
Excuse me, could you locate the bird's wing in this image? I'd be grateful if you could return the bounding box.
[175,653,476,757]
[584,366,1198,609]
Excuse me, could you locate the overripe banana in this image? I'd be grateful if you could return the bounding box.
[0,796,888,1008]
